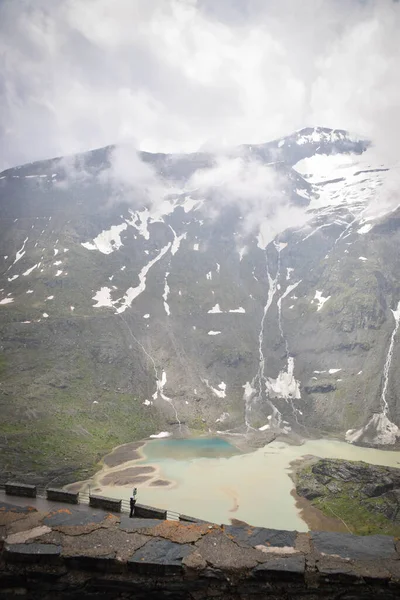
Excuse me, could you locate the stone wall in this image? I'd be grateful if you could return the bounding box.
[1,498,400,599]
[133,502,167,520]
[46,488,79,505]
[5,482,36,498]
[89,494,122,512]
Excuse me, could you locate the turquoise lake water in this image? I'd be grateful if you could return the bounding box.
[82,436,400,530]
[142,437,241,461]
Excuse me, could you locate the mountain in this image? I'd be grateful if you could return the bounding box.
[1,126,399,484]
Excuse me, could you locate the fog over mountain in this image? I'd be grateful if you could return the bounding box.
[1,0,400,167]
[1,1,400,484]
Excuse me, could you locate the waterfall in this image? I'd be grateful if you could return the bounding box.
[381,301,400,414]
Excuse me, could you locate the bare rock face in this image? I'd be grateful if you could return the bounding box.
[1,126,400,480]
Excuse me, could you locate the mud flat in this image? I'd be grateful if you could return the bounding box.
[68,436,400,530]
[101,441,146,468]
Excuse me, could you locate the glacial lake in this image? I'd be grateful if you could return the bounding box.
[80,436,400,531]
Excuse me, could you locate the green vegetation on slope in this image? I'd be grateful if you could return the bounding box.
[295,458,400,536]
[0,314,162,485]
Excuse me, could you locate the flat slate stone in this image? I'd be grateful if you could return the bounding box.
[128,538,192,575]
[4,543,61,564]
[0,501,37,514]
[224,525,297,549]
[6,525,52,545]
[195,529,260,570]
[62,528,149,562]
[131,520,212,543]
[253,555,305,581]
[43,507,106,527]
[311,531,396,560]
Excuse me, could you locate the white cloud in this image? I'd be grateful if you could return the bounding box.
[1,0,399,171]
[100,143,174,207]
[187,153,308,240]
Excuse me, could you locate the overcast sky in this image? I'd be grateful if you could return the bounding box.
[1,0,399,170]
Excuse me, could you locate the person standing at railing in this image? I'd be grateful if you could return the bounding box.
[129,487,138,518]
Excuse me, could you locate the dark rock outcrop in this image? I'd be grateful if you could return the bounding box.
[294,457,400,535]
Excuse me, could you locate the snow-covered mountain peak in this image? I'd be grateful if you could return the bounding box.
[291,126,362,147]
[1,125,400,481]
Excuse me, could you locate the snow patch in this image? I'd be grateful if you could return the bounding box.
[358,223,373,234]
[149,431,171,439]
[359,256,368,261]
[181,196,203,213]
[243,382,256,400]
[13,237,28,265]
[208,330,221,335]
[126,208,150,240]
[202,379,226,398]
[170,230,186,255]
[163,272,171,316]
[82,223,127,254]
[296,188,310,200]
[0,298,14,305]
[314,290,331,311]
[238,247,247,261]
[216,412,229,423]
[208,304,222,314]
[346,413,400,446]
[92,287,113,308]
[266,357,301,400]
[22,264,38,276]
[116,244,170,313]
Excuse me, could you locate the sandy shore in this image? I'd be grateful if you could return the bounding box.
[65,438,176,493]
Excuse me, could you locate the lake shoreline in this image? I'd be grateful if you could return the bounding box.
[288,455,349,533]
[66,434,400,532]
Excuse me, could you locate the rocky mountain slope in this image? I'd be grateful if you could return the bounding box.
[1,126,400,482]
[294,457,400,535]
